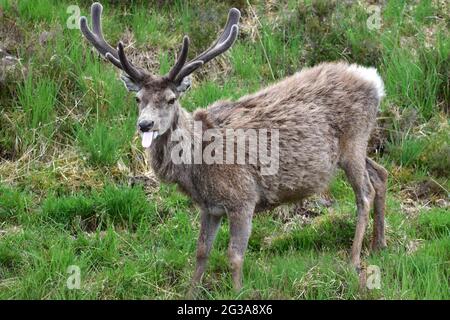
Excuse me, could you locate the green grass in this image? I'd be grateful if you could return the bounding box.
[415,208,450,240]
[269,213,356,253]
[77,121,134,167]
[41,184,153,230]
[16,71,60,145]
[0,186,32,222]
[0,0,449,300]
[0,190,448,299]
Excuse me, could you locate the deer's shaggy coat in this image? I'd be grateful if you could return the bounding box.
[151,62,383,212]
[148,62,388,291]
[80,3,388,295]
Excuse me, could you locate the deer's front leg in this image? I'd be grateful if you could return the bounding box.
[189,211,222,297]
[228,210,253,292]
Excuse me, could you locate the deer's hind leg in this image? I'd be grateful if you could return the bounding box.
[366,157,388,251]
[339,150,375,270]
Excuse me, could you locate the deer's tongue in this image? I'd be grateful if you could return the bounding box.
[142,132,154,149]
[141,131,159,149]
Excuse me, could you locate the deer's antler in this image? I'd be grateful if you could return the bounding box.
[80,2,145,82]
[80,3,240,87]
[167,8,241,84]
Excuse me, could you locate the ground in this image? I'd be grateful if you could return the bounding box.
[0,0,449,299]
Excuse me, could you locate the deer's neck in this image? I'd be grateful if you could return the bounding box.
[148,107,198,191]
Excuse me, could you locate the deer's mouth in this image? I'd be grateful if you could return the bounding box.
[141,131,159,149]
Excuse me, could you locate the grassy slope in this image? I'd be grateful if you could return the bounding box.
[0,0,449,299]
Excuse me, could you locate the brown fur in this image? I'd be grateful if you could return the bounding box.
[144,62,388,295]
[79,4,388,295]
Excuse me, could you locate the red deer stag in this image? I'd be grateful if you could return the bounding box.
[80,2,388,295]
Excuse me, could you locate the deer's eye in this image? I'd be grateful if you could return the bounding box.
[135,97,141,104]
[167,97,176,105]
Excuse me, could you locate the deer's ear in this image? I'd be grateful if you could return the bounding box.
[120,74,141,92]
[175,76,192,93]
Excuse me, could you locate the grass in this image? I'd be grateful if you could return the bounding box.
[0,186,32,222]
[41,184,153,230]
[16,71,60,146]
[0,0,449,299]
[77,120,134,167]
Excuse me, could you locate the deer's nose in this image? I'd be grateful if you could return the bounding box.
[139,120,154,132]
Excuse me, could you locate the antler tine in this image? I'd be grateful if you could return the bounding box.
[80,2,144,81]
[176,61,204,79]
[167,36,190,81]
[90,2,102,36]
[193,24,238,65]
[117,42,144,81]
[171,8,241,84]
[194,8,240,63]
[80,3,118,61]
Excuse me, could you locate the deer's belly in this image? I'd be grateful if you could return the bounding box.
[256,151,339,211]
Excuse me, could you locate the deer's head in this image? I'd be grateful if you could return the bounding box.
[80,2,240,148]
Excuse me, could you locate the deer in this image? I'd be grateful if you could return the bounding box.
[80,2,388,296]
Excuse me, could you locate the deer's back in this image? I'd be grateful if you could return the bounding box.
[207,61,382,132]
